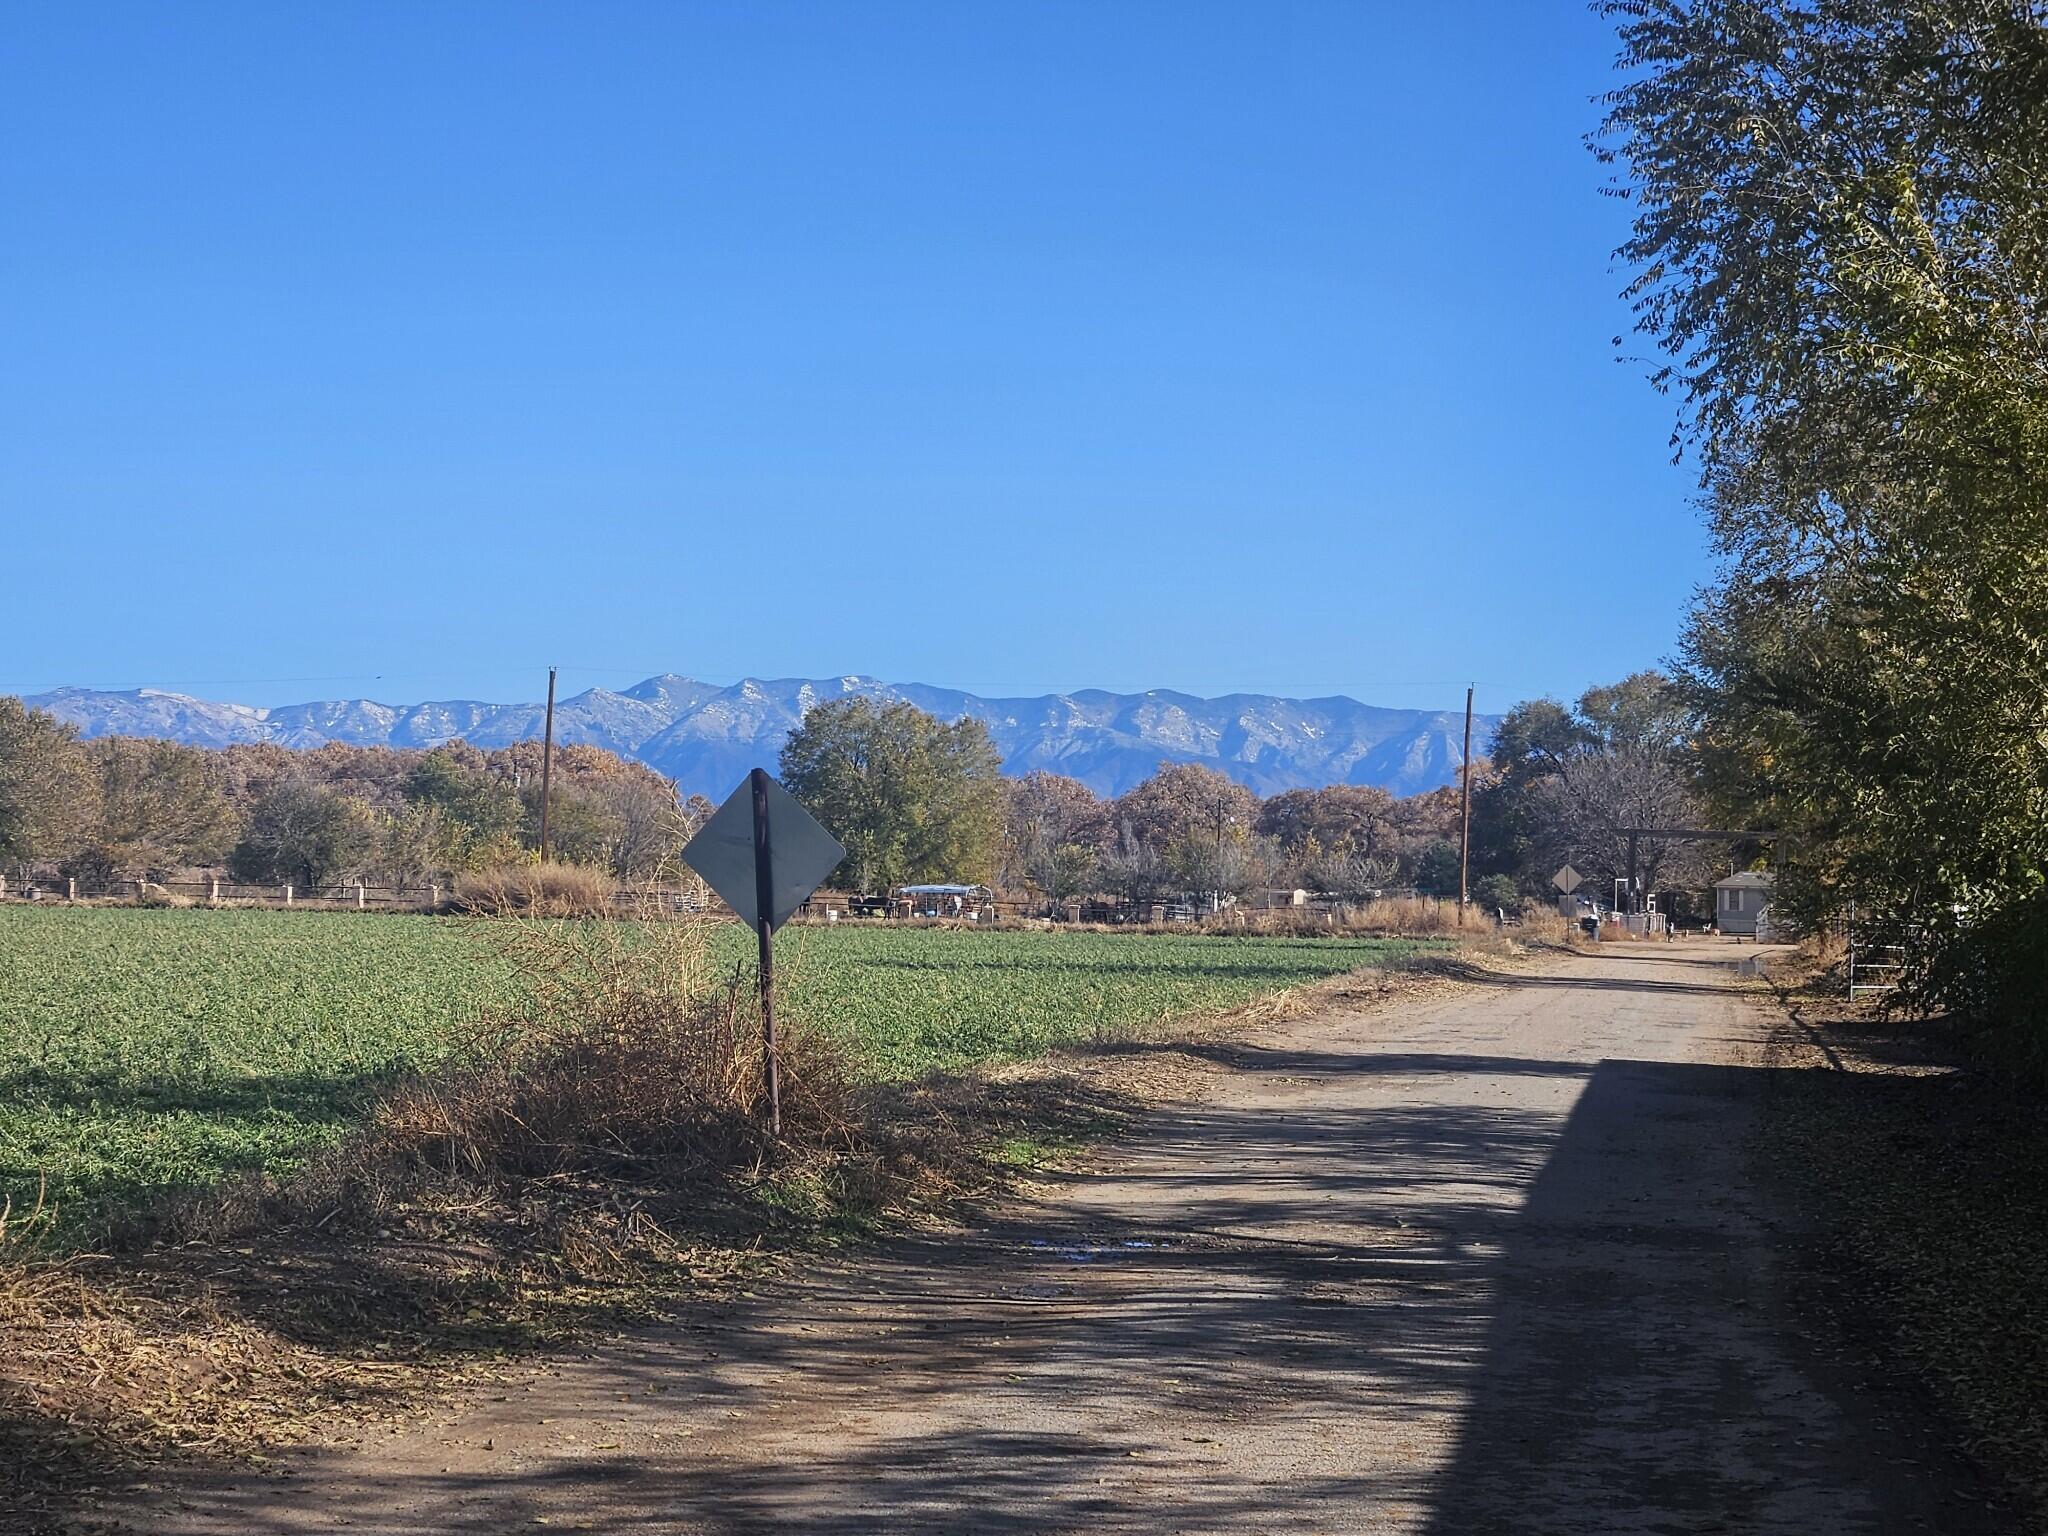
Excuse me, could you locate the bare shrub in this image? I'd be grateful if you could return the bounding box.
[452,861,616,918]
[1514,902,1572,946]
[233,914,867,1239]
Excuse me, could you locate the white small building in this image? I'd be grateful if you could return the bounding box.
[1714,871,1774,938]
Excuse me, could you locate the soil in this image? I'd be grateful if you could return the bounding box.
[88,942,2007,1534]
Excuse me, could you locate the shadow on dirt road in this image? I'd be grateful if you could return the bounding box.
[90,946,2008,1534]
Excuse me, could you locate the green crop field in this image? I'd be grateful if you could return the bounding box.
[0,906,1432,1244]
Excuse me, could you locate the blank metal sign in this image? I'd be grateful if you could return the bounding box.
[682,773,846,931]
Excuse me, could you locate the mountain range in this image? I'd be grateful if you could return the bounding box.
[23,676,1501,800]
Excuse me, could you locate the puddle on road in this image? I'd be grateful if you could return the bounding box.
[1026,1237,1167,1265]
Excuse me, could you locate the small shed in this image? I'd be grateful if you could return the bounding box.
[1714,871,1774,938]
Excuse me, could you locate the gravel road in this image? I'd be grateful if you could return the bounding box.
[121,941,2000,1534]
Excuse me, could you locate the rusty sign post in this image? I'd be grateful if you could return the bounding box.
[682,771,846,1138]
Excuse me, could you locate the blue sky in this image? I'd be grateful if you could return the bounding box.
[0,2,1701,716]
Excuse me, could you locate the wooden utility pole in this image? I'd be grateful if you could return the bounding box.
[1458,684,1474,924]
[749,767,782,1137]
[539,666,557,863]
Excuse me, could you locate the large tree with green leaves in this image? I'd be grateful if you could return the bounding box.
[1601,0,2048,1043]
[780,698,1006,893]
[228,778,372,890]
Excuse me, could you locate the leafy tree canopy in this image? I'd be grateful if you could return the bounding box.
[1602,0,2048,1043]
[780,698,1006,893]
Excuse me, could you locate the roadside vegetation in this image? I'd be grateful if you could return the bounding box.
[1601,0,2048,1067]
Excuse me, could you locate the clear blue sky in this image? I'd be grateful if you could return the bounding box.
[1,2,1702,715]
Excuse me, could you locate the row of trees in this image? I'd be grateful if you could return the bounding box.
[777,698,1479,907]
[3,679,1730,914]
[775,685,1743,916]
[1601,0,2048,1047]
[1467,670,1731,922]
[0,700,695,890]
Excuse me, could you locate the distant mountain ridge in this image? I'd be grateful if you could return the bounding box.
[23,676,1502,799]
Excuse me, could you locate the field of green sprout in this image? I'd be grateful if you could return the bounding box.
[0,906,1433,1244]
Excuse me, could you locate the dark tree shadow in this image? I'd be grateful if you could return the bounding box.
[40,948,2015,1534]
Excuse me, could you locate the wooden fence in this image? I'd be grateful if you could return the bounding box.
[0,873,1443,930]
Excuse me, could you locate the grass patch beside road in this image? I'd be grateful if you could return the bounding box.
[0,906,1430,1246]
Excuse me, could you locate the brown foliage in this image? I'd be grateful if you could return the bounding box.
[1109,762,1259,850]
[1256,783,1396,859]
[451,861,617,917]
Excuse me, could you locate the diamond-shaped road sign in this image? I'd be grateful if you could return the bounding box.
[682,771,846,932]
[1552,864,1584,894]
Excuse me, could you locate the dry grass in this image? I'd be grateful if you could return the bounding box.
[1185,895,1571,944]
[0,911,876,1525]
[451,861,619,918]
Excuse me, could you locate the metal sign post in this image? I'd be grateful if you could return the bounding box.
[749,768,781,1135]
[682,771,846,1139]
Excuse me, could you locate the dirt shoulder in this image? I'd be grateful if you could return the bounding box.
[92,940,2005,1535]
[1757,958,2048,1528]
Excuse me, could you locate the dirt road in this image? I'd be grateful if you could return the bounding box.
[121,943,1997,1534]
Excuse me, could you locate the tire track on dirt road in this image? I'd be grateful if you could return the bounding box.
[112,942,2000,1534]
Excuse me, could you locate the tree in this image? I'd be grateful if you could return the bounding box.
[1601,0,2048,1033]
[1476,674,1711,899]
[780,698,1006,893]
[369,801,456,886]
[1301,847,1400,902]
[1111,763,1259,853]
[1027,842,1100,910]
[521,777,622,868]
[593,773,686,880]
[1256,784,1395,862]
[401,743,522,871]
[1002,772,1110,890]
[70,737,235,883]
[1383,781,1471,873]
[1471,873,1520,914]
[1168,829,1280,910]
[0,698,89,873]
[229,779,371,889]
[1097,820,1168,909]
[1413,839,1463,899]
